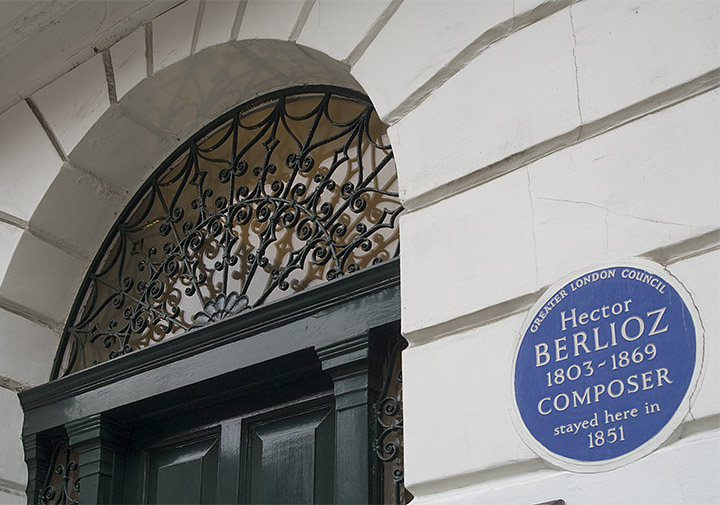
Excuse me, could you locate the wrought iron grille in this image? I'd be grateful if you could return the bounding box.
[53,87,402,377]
[375,338,412,505]
[39,441,80,505]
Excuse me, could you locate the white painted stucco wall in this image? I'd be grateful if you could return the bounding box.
[0,1,717,503]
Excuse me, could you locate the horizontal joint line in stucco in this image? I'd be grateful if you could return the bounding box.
[402,68,720,213]
[0,476,25,496]
[643,229,720,267]
[28,225,90,263]
[0,294,61,333]
[382,0,576,126]
[403,229,720,347]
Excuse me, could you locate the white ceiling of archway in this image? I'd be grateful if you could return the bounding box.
[0,0,183,114]
[0,1,77,57]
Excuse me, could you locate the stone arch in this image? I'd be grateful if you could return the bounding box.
[0,33,392,388]
[54,84,401,377]
[0,0,539,388]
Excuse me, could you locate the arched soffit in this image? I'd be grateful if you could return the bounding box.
[2,39,379,342]
[27,40,364,266]
[52,84,402,378]
[74,39,365,198]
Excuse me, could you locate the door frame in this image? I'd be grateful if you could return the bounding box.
[19,258,401,504]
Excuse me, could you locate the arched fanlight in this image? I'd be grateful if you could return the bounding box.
[53,86,403,377]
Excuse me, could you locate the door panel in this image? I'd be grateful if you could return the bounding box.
[247,406,334,504]
[147,435,219,504]
[123,393,335,504]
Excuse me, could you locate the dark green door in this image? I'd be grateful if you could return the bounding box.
[20,265,405,505]
[122,373,336,505]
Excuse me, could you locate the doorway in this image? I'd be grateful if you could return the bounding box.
[20,87,407,505]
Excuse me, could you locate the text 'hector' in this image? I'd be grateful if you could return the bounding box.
[512,261,703,472]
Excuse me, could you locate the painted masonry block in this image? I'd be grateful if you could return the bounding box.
[388,9,579,202]
[110,26,147,101]
[238,0,306,41]
[297,0,394,63]
[0,223,23,289]
[401,88,719,338]
[403,315,536,488]
[152,1,200,73]
[400,168,536,337]
[195,0,241,53]
[0,232,86,325]
[29,163,125,260]
[573,0,720,123]
[0,489,24,505]
[0,101,63,222]
[0,308,56,388]
[31,54,110,155]
[352,0,514,120]
[529,90,719,288]
[408,429,719,505]
[69,107,173,195]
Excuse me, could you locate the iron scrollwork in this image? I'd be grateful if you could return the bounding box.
[54,87,403,377]
[374,338,412,505]
[39,442,80,505]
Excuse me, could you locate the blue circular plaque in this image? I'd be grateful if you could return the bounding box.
[512,261,703,472]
